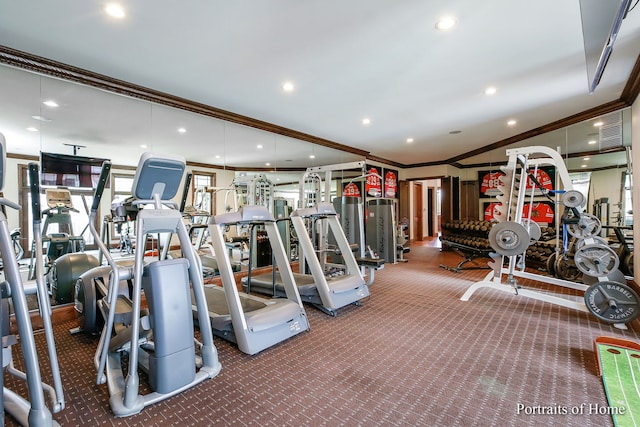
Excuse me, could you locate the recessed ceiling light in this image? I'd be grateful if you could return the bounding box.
[406,138,414,143]
[484,86,497,96]
[215,155,221,159]
[42,100,59,108]
[140,144,148,149]
[257,144,263,149]
[265,162,271,166]
[435,16,457,31]
[282,81,295,92]
[583,157,590,161]
[588,139,597,145]
[581,164,588,168]
[593,121,604,127]
[309,154,316,159]
[31,115,51,122]
[177,127,187,134]
[26,126,39,132]
[105,3,125,18]
[507,119,517,126]
[362,118,371,125]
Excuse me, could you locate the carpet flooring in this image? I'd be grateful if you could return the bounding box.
[4,243,640,426]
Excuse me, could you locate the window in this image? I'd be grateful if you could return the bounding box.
[110,173,135,243]
[569,171,591,200]
[191,172,215,216]
[621,171,633,226]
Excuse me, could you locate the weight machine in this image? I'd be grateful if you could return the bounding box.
[461,146,639,328]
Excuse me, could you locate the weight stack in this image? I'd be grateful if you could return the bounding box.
[365,198,397,264]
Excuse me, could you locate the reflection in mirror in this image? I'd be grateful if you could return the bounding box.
[451,107,633,278]
[39,73,153,164]
[0,65,42,156]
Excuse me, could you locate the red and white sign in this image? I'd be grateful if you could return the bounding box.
[384,170,397,198]
[484,202,503,221]
[366,167,382,197]
[522,202,554,224]
[343,182,361,197]
[480,171,505,196]
[526,169,553,191]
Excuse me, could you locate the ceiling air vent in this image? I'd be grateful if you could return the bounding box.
[599,111,623,151]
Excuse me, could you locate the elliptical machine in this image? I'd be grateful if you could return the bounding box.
[77,153,221,417]
[1,134,65,426]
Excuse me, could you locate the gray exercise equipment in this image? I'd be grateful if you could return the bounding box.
[242,203,376,316]
[365,198,397,263]
[584,280,640,324]
[487,221,530,256]
[2,135,64,426]
[582,269,627,286]
[574,243,620,277]
[561,190,585,208]
[292,203,372,314]
[204,205,309,354]
[521,218,541,244]
[566,213,601,239]
[575,235,608,250]
[84,153,221,417]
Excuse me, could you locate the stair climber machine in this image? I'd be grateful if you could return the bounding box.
[73,153,221,417]
[198,205,309,355]
[243,203,380,316]
[460,146,639,328]
[1,134,65,425]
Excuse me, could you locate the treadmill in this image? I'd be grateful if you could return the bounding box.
[197,205,309,355]
[243,203,373,316]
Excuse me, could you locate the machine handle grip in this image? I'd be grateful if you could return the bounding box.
[179,171,193,213]
[91,161,112,212]
[28,162,42,219]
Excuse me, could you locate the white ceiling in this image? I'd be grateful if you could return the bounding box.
[0,0,639,171]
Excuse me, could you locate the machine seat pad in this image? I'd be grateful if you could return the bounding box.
[356,257,385,268]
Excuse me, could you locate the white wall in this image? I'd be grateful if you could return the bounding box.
[589,167,625,218]
[4,157,22,230]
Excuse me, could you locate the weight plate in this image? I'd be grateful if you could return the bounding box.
[623,251,633,277]
[566,213,602,239]
[521,219,541,244]
[584,281,640,324]
[562,190,585,208]
[488,221,531,256]
[555,255,581,281]
[582,269,627,286]
[574,243,619,277]
[546,252,557,276]
[575,236,608,251]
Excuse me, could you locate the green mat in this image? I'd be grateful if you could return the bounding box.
[595,337,640,427]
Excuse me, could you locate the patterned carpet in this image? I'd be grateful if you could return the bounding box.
[4,244,640,426]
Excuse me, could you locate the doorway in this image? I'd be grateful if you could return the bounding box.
[413,182,423,241]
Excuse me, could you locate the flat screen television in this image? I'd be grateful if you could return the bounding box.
[40,152,110,188]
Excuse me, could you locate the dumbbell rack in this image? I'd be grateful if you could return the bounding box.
[459,146,630,329]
